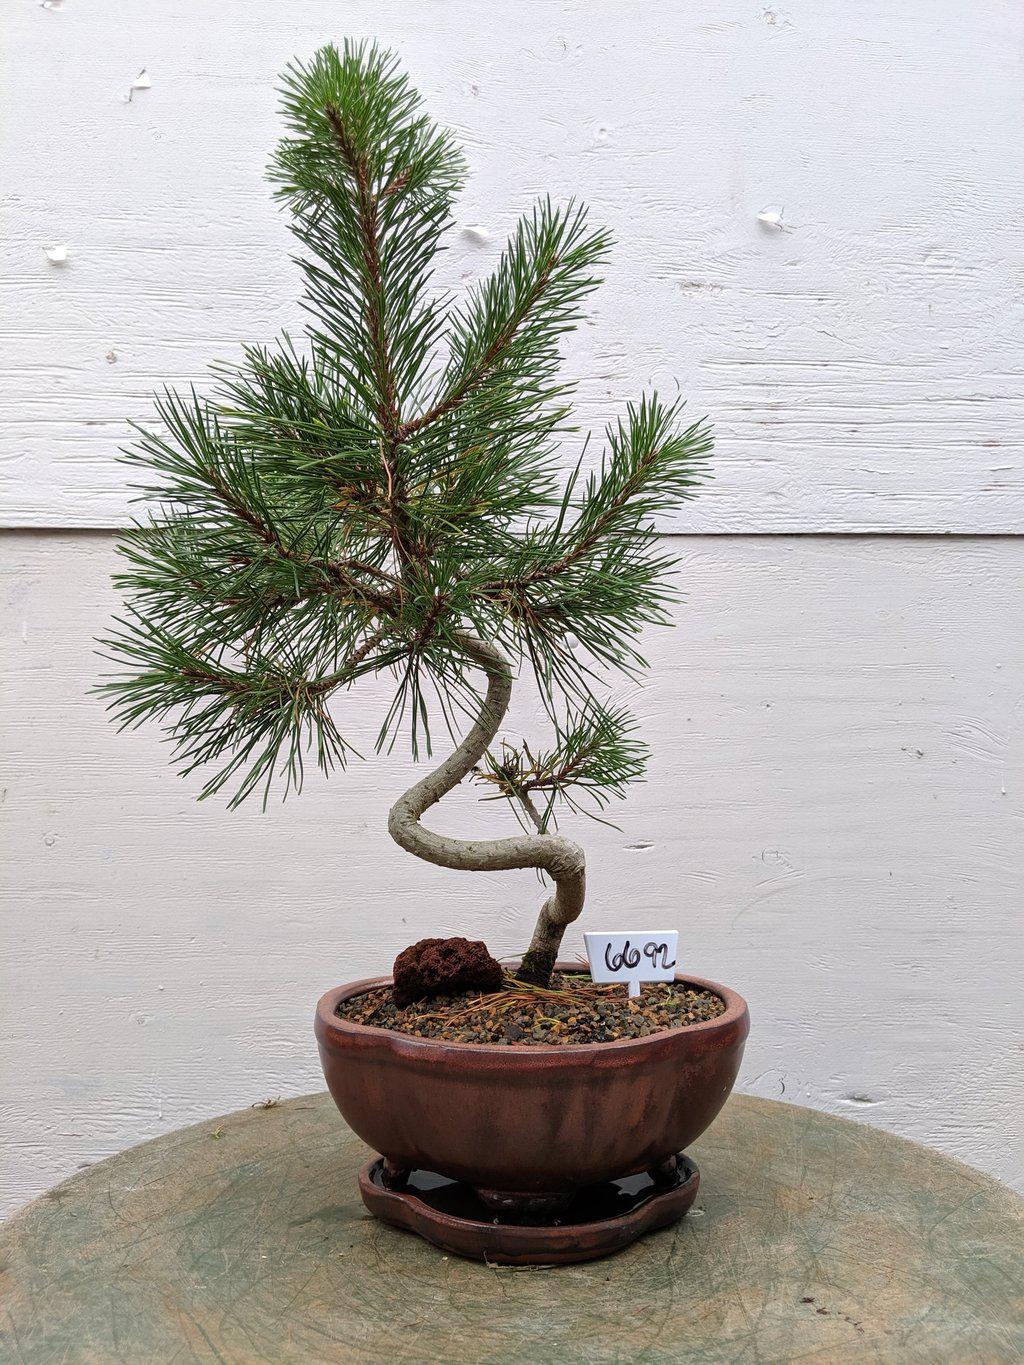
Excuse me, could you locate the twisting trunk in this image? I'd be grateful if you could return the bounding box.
[387,632,586,987]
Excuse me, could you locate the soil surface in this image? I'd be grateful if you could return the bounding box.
[335,975,726,1045]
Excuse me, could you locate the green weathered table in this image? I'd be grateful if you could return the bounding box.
[1,1093,1021,1363]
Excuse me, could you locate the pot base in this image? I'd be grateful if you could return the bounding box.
[359,1153,700,1265]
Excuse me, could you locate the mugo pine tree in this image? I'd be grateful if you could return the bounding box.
[100,43,712,987]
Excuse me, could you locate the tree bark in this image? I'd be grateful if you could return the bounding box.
[387,632,585,987]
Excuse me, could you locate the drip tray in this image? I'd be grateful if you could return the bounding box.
[359,1154,699,1265]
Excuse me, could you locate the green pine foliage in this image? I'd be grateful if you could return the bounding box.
[98,41,712,815]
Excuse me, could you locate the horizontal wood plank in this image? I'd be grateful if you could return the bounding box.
[2,531,1021,1214]
[2,0,1023,529]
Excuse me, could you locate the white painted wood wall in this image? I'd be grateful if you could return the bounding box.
[2,1,1022,1216]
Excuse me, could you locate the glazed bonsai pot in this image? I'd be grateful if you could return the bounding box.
[315,968,749,1207]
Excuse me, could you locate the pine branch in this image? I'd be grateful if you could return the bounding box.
[396,242,555,441]
[476,704,649,827]
[401,200,608,448]
[322,103,400,439]
[271,43,463,429]
[486,396,711,594]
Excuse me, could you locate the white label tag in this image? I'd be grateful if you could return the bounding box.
[584,931,679,997]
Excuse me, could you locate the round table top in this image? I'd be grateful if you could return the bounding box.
[2,1093,1021,1363]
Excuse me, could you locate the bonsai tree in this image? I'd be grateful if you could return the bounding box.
[100,42,711,988]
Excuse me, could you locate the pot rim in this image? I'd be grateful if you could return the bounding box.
[316,966,748,1059]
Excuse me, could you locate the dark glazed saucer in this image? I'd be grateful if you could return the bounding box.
[358,1153,700,1265]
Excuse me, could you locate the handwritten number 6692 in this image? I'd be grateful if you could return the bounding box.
[604,939,676,972]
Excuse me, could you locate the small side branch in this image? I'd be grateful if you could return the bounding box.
[395,258,556,444]
[387,632,585,986]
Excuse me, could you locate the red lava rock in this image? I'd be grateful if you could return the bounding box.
[392,936,504,1007]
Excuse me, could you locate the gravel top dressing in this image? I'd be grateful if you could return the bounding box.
[336,976,727,1045]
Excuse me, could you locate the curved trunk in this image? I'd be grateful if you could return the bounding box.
[387,632,585,986]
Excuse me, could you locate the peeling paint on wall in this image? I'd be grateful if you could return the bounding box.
[756,206,791,232]
[121,68,152,104]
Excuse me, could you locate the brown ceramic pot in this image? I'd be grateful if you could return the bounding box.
[315,969,749,1207]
